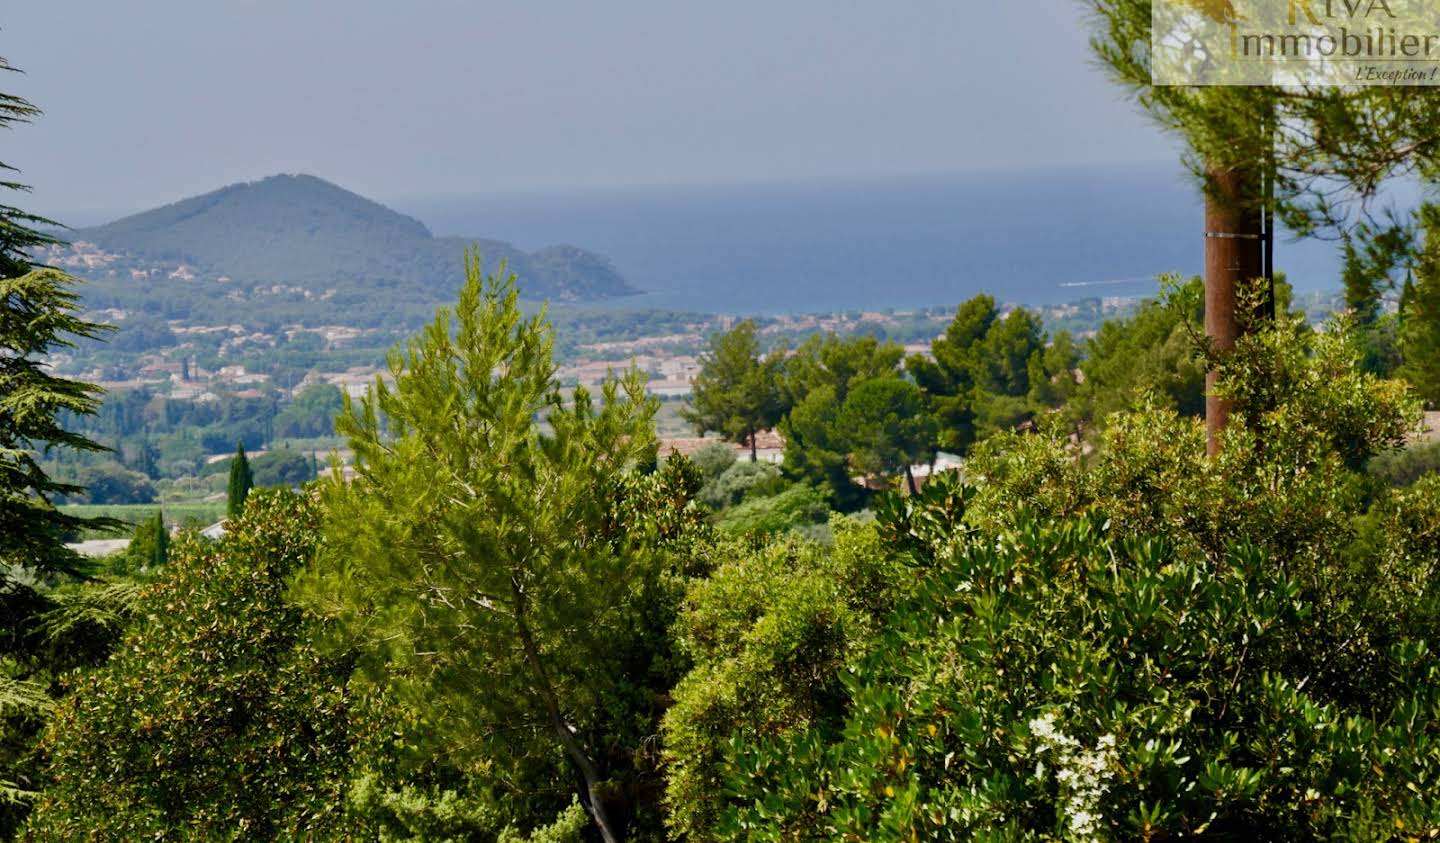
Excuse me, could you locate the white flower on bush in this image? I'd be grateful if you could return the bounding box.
[1029,713,1117,842]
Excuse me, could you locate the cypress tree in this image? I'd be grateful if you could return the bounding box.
[1399,275,1440,407]
[149,511,168,568]
[227,443,253,518]
[1398,204,1440,408]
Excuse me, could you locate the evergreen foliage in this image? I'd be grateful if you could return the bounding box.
[781,334,906,509]
[684,320,784,462]
[0,268,115,575]
[226,442,252,518]
[836,378,935,495]
[662,520,895,839]
[1399,205,1440,407]
[713,485,830,538]
[694,309,1440,840]
[110,510,168,577]
[0,57,116,831]
[1085,1,1440,242]
[904,295,1064,452]
[1072,278,1207,428]
[295,253,707,842]
[27,490,352,840]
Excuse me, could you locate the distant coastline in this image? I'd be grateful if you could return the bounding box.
[391,163,1344,315]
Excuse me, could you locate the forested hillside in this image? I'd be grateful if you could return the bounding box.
[53,174,636,326]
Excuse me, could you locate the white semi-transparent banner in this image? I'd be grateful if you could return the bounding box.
[1153,0,1440,85]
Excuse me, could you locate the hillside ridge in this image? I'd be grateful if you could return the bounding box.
[64,173,636,306]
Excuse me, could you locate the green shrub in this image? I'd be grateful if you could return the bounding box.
[720,491,1440,839]
[662,519,894,839]
[699,460,783,510]
[688,316,1440,840]
[716,484,830,536]
[691,442,738,483]
[1369,440,1440,487]
[27,490,353,840]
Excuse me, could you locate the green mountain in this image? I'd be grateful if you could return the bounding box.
[59,175,636,325]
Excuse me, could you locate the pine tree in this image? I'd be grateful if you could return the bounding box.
[683,320,784,461]
[0,55,115,831]
[836,377,937,495]
[1399,205,1440,407]
[295,254,693,842]
[781,334,907,509]
[226,443,252,518]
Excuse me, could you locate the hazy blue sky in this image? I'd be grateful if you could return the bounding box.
[2,2,1176,217]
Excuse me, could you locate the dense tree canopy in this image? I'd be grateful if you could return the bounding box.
[836,378,935,495]
[698,309,1440,840]
[296,255,708,842]
[780,334,906,509]
[27,491,352,840]
[684,320,784,462]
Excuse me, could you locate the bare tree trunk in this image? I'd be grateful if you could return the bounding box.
[905,464,919,496]
[512,583,623,843]
[1204,165,1263,457]
[749,428,758,463]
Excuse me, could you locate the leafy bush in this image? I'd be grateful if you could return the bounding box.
[715,485,830,537]
[698,460,783,510]
[27,490,353,840]
[662,519,894,839]
[720,491,1440,839]
[1369,440,1440,487]
[687,316,1440,840]
[691,442,738,483]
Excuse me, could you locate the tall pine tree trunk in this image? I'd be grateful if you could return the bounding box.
[1204,165,1263,456]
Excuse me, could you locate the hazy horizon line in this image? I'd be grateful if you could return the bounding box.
[36,158,1189,230]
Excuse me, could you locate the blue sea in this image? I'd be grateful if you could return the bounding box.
[394,163,1343,315]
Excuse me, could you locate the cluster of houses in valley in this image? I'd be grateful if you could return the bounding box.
[557,352,702,399]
